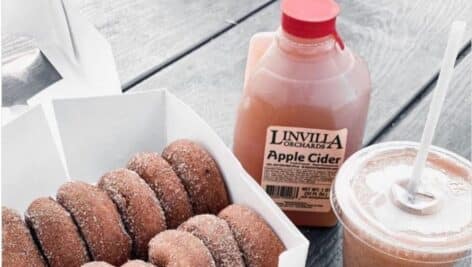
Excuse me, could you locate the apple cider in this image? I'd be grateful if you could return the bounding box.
[233,0,371,226]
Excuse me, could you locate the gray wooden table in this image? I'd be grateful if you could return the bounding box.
[3,0,471,266]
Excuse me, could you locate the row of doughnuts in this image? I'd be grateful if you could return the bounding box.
[82,260,153,267]
[2,139,285,267]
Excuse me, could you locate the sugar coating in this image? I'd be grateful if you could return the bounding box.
[162,139,229,215]
[25,197,90,267]
[178,214,245,267]
[148,230,216,267]
[218,204,285,267]
[98,168,167,259]
[127,152,193,228]
[81,261,115,267]
[2,207,46,267]
[121,259,155,267]
[56,181,132,265]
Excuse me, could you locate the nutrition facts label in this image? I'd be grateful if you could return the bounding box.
[261,126,347,212]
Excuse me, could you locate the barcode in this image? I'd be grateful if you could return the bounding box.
[266,185,299,199]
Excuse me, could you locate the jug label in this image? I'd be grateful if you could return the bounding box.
[261,126,347,212]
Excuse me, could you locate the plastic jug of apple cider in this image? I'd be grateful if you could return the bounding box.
[233,0,371,227]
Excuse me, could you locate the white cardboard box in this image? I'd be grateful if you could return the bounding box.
[2,89,309,266]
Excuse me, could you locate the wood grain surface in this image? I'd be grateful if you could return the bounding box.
[2,0,273,86]
[380,54,471,159]
[71,0,274,86]
[132,0,472,146]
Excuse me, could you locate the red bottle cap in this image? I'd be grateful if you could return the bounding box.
[281,0,345,49]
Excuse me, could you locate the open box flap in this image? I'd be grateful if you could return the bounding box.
[1,105,68,212]
[2,0,121,122]
[52,91,166,181]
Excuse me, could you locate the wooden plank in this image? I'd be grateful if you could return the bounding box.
[301,227,343,267]
[132,3,278,145]
[129,1,471,266]
[2,0,272,86]
[379,54,471,159]
[131,0,472,146]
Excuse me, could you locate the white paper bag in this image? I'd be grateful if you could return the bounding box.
[2,0,121,123]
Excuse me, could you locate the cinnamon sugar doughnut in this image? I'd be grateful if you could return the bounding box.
[218,204,285,267]
[25,197,90,267]
[162,139,229,214]
[127,153,193,228]
[81,261,115,267]
[98,168,167,259]
[57,181,131,265]
[178,214,244,267]
[148,230,216,267]
[121,260,155,267]
[2,207,46,267]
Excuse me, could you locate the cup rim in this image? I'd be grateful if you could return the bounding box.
[331,141,472,263]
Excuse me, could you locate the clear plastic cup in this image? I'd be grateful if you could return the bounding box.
[331,141,472,267]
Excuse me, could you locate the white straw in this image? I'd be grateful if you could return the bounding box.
[407,21,466,199]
